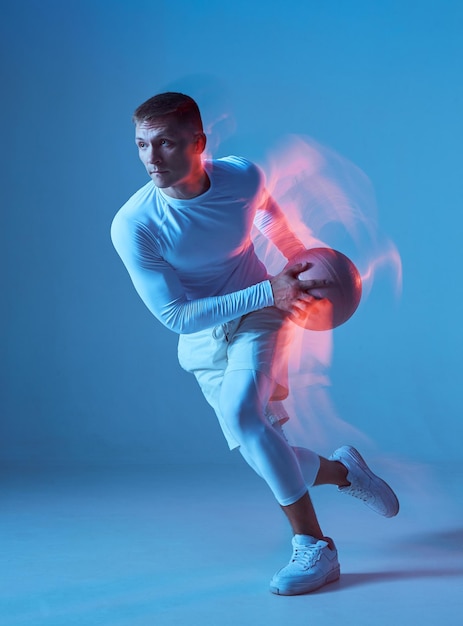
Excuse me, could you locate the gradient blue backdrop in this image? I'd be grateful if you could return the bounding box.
[1,0,462,467]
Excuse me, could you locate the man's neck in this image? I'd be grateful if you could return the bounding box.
[163,168,210,200]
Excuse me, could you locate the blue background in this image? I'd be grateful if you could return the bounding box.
[1,0,462,467]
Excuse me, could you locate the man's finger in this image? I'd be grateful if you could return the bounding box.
[286,261,313,276]
[299,278,333,291]
[289,295,319,321]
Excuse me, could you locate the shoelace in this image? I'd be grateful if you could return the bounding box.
[291,544,321,569]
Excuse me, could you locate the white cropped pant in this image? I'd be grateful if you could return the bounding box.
[177,308,320,506]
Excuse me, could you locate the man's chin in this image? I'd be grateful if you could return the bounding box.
[150,174,170,188]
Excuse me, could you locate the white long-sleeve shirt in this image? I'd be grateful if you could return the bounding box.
[111,156,305,334]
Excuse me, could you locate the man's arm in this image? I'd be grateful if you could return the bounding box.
[111,214,275,334]
[111,211,324,334]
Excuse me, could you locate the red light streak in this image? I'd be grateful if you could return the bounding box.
[253,134,403,450]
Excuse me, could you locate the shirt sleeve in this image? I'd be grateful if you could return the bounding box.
[111,214,275,334]
[253,190,307,261]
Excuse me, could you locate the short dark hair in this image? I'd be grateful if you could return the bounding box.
[132,92,203,132]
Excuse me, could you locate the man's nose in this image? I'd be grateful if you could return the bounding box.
[147,146,161,164]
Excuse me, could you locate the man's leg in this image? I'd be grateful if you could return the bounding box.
[280,492,323,539]
[219,367,339,594]
[267,407,398,517]
[314,456,350,486]
[278,440,399,518]
[219,368,310,509]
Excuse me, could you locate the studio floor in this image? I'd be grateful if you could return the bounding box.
[1,457,462,626]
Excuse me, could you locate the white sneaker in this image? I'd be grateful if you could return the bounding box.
[270,535,340,595]
[330,445,399,517]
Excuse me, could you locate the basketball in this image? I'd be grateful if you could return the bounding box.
[286,247,362,331]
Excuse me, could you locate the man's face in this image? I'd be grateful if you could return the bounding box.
[135,117,205,198]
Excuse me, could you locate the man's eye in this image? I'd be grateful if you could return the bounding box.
[138,142,146,148]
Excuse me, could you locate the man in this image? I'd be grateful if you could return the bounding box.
[111,92,399,595]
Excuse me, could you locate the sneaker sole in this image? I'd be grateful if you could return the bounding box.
[270,565,341,596]
[336,446,399,518]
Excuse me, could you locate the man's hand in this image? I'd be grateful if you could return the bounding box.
[270,262,330,322]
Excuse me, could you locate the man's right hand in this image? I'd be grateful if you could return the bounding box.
[270,262,330,322]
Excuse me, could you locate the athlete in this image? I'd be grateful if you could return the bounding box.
[111,92,399,595]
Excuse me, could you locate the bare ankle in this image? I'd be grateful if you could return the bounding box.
[314,457,351,487]
[281,492,324,539]
[335,461,350,487]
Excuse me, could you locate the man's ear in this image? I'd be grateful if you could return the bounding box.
[193,132,207,154]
